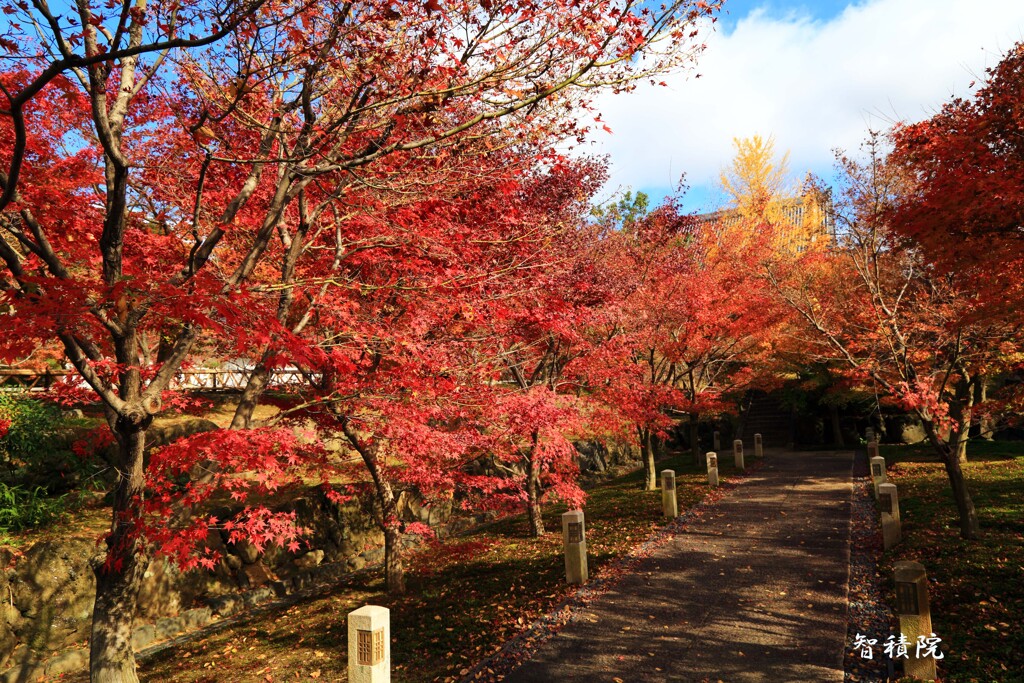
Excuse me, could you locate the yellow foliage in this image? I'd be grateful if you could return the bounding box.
[714,135,831,256]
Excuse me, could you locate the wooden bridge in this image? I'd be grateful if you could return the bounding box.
[0,367,310,393]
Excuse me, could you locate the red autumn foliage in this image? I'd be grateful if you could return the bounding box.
[889,41,1024,312]
[1,0,722,676]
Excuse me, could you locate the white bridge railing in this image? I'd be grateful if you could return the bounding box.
[0,367,312,393]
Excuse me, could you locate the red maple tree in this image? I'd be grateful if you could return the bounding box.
[0,0,723,678]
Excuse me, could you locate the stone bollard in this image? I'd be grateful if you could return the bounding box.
[870,455,888,499]
[713,430,721,451]
[867,440,880,459]
[706,452,719,487]
[733,439,745,471]
[348,605,390,683]
[894,561,938,680]
[754,433,763,458]
[562,510,588,585]
[878,482,902,549]
[661,469,678,518]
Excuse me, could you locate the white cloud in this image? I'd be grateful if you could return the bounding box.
[586,0,1024,209]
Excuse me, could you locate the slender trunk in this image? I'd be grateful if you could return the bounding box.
[923,419,980,540]
[949,379,974,464]
[382,518,405,594]
[640,427,656,491]
[689,413,700,466]
[953,417,971,464]
[367,457,405,594]
[526,430,545,537]
[90,422,150,683]
[341,420,406,593]
[230,357,272,429]
[975,379,994,441]
[829,403,844,447]
[369,461,404,594]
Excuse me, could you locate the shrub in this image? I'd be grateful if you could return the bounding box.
[0,481,68,533]
[0,393,64,465]
[0,394,101,494]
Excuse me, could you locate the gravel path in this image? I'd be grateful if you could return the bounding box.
[843,449,897,682]
[501,449,854,683]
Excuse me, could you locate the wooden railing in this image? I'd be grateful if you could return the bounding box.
[0,367,312,393]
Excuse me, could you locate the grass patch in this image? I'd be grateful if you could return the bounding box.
[878,440,1024,682]
[120,452,736,683]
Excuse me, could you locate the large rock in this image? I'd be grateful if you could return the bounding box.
[886,415,927,445]
[9,539,101,651]
[293,550,324,570]
[574,440,610,473]
[146,418,219,450]
[136,558,184,620]
[240,562,274,588]
[231,539,260,565]
[0,622,16,670]
[397,490,452,527]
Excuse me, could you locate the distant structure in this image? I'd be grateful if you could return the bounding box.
[695,185,836,255]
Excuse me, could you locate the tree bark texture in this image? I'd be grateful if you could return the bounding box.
[640,427,657,491]
[526,431,545,537]
[975,379,994,440]
[949,379,975,464]
[923,420,980,540]
[90,423,150,683]
[364,452,406,594]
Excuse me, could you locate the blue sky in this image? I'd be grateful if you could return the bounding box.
[587,0,1024,213]
[716,0,852,29]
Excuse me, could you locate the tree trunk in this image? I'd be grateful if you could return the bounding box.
[689,413,701,466]
[382,519,405,594]
[829,403,844,447]
[640,427,656,490]
[923,419,980,540]
[949,379,975,464]
[230,357,272,430]
[369,462,405,594]
[975,378,994,441]
[526,431,545,537]
[342,422,406,594]
[90,422,150,683]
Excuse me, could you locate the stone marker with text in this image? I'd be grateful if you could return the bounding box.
[562,510,588,585]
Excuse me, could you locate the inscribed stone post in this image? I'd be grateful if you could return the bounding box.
[733,439,745,471]
[713,431,721,451]
[706,452,719,487]
[562,510,588,585]
[661,469,678,518]
[867,440,880,459]
[348,605,390,683]
[870,455,887,499]
[878,482,902,549]
[894,561,938,680]
[754,433,763,457]
[866,426,875,442]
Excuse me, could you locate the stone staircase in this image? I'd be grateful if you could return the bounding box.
[739,391,793,450]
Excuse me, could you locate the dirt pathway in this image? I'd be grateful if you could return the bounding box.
[503,449,854,682]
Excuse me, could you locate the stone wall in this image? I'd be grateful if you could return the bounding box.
[0,433,636,679]
[0,483,433,678]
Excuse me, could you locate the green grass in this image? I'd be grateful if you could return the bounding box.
[0,481,68,534]
[120,452,739,683]
[878,440,1024,682]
